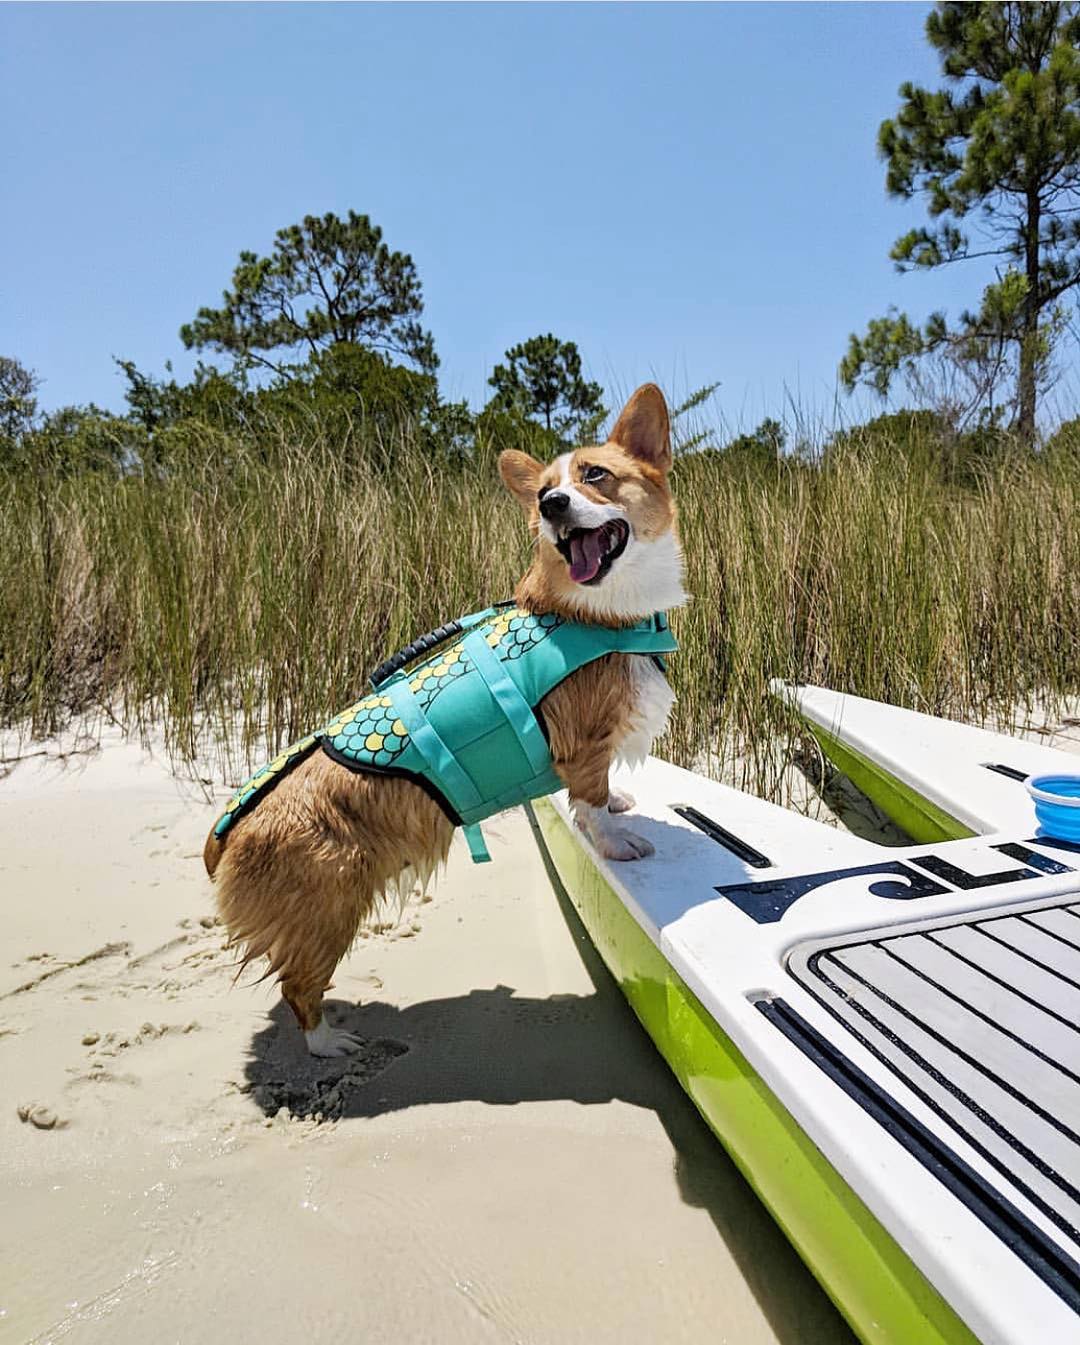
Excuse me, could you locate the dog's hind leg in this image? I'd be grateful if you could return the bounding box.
[283,979,365,1059]
[212,754,452,1057]
[274,877,375,1057]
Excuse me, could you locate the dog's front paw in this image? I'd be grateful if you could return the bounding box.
[596,826,654,861]
[607,787,635,814]
[305,1020,366,1058]
[573,800,655,861]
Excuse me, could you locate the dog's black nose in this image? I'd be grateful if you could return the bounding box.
[539,490,570,521]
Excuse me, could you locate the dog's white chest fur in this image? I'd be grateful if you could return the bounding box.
[616,655,675,768]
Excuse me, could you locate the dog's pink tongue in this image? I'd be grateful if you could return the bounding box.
[569,530,604,583]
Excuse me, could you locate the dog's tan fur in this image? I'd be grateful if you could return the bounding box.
[205,384,682,1051]
[206,757,452,1032]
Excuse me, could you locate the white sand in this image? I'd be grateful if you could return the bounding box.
[9,703,1077,1344]
[0,727,865,1344]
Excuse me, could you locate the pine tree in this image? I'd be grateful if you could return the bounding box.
[842,3,1080,443]
[181,211,437,376]
[488,334,606,445]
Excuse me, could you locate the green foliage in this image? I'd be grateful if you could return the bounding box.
[672,382,722,418]
[19,406,140,476]
[424,397,476,461]
[272,345,485,467]
[2,410,1076,796]
[180,210,438,376]
[840,312,928,399]
[270,343,438,448]
[472,403,560,460]
[3,360,142,476]
[844,2,1080,442]
[831,408,946,454]
[0,356,39,447]
[118,359,249,433]
[487,334,606,445]
[670,380,722,454]
[1044,413,1080,460]
[724,417,787,464]
[117,344,468,471]
[826,407,1010,486]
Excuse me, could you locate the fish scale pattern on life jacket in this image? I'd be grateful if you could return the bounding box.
[211,604,677,859]
[321,608,564,771]
[215,731,320,835]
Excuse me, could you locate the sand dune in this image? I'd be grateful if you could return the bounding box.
[3,728,874,1344]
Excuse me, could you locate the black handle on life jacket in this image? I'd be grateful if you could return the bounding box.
[369,622,465,690]
[368,600,518,691]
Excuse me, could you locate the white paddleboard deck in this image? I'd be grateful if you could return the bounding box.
[772,680,1078,835]
[788,893,1080,1242]
[540,742,1080,1345]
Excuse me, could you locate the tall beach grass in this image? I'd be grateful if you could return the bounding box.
[2,415,1078,804]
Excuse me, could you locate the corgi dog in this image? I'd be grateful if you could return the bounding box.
[203,383,687,1057]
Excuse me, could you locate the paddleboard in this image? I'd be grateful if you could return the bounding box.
[528,711,1080,1345]
[771,680,1079,842]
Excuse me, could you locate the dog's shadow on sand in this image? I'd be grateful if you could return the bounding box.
[242,815,856,1343]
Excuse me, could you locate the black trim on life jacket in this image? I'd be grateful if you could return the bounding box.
[218,736,323,837]
[318,739,464,827]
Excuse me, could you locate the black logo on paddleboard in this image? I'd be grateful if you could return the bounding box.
[717,837,1080,924]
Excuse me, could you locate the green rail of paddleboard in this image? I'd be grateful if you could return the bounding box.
[804,723,976,844]
[529,797,979,1345]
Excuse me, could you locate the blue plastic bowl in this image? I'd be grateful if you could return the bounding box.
[1025,773,1080,842]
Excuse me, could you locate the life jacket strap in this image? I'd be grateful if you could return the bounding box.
[462,823,491,863]
[461,630,552,778]
[368,603,513,691]
[386,679,484,816]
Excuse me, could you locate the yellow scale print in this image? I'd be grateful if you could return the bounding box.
[214,607,561,838]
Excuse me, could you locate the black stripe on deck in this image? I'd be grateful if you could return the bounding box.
[670,804,773,868]
[806,953,1080,1238]
[757,996,1080,1314]
[982,763,1031,783]
[784,894,1080,1294]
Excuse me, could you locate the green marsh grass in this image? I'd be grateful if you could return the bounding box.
[1,416,1078,803]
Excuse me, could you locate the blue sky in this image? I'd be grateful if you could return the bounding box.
[2,2,996,431]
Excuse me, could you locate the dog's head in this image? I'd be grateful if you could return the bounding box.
[499,383,685,622]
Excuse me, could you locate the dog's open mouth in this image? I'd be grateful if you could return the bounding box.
[556,519,630,585]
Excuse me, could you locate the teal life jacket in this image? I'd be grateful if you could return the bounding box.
[211,603,678,863]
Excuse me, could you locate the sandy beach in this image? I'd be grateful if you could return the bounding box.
[4,704,1075,1345]
[4,709,1076,1345]
[1,726,872,1345]
[7,2,1080,1339]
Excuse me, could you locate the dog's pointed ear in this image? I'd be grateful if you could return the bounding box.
[607,383,672,472]
[498,449,544,512]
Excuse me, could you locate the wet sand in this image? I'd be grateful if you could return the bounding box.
[0,729,863,1344]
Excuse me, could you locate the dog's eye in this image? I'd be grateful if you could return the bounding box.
[581,466,610,484]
